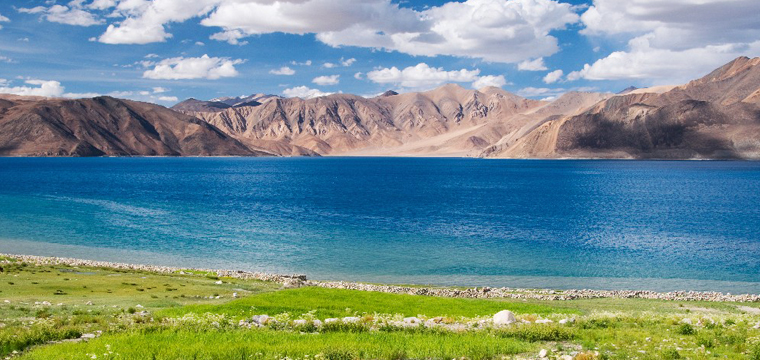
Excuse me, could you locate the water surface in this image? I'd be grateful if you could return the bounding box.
[1,158,758,293]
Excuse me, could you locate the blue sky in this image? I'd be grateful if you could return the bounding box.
[1,0,759,105]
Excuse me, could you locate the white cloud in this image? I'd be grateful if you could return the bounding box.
[367,63,480,89]
[0,79,101,99]
[269,66,296,76]
[152,87,168,93]
[340,57,356,67]
[157,95,178,102]
[472,75,508,89]
[0,55,16,64]
[543,69,563,84]
[517,58,548,71]
[322,62,337,69]
[0,79,65,97]
[312,75,340,86]
[516,86,565,98]
[88,0,118,11]
[18,5,103,26]
[291,60,312,66]
[568,35,760,84]
[572,0,760,84]
[0,13,9,29]
[316,0,580,63]
[99,0,218,44]
[354,72,364,80]
[283,86,333,99]
[91,0,578,64]
[142,54,244,80]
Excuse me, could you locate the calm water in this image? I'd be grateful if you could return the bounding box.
[0,158,759,293]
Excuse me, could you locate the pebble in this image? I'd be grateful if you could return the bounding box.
[539,349,548,358]
[5,253,760,303]
[342,317,360,323]
[215,280,223,285]
[535,319,553,324]
[80,333,96,340]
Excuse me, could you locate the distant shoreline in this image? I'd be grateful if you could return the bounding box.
[3,253,759,303]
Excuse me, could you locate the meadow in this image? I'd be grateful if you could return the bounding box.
[1,256,759,359]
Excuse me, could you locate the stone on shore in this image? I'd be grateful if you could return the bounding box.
[539,349,548,358]
[493,310,517,325]
[342,316,360,323]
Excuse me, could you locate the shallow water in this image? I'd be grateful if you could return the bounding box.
[1,157,759,293]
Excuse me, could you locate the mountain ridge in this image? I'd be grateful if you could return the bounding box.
[2,57,759,159]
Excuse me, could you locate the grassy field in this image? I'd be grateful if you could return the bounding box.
[2,257,760,359]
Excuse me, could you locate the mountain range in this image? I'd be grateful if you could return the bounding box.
[2,57,759,159]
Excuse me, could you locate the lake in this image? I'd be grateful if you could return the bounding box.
[1,157,759,293]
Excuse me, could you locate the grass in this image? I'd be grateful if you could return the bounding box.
[18,329,535,360]
[2,259,760,359]
[159,286,579,320]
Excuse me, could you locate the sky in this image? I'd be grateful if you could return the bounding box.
[0,0,759,106]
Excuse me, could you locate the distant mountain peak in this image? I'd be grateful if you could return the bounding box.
[380,90,399,97]
[618,86,638,95]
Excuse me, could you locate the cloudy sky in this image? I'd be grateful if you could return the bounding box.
[1,0,759,105]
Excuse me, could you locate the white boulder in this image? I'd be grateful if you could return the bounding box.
[493,310,517,325]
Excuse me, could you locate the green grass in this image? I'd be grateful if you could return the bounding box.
[159,286,578,320]
[3,259,760,360]
[19,329,535,360]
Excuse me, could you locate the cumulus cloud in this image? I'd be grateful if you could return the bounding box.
[0,79,101,99]
[568,35,760,84]
[270,66,296,76]
[340,57,356,67]
[283,86,333,99]
[366,63,480,89]
[472,75,508,89]
[81,0,578,64]
[572,0,760,84]
[18,4,104,26]
[517,58,548,71]
[312,75,340,86]
[98,0,218,44]
[543,69,563,84]
[0,80,66,97]
[142,54,244,80]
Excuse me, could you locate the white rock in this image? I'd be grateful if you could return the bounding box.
[81,333,96,339]
[560,355,573,360]
[539,349,548,358]
[324,318,339,324]
[313,319,323,327]
[681,318,692,324]
[135,304,144,309]
[342,316,361,323]
[293,319,308,326]
[403,317,422,324]
[753,322,760,329]
[215,280,223,285]
[3,300,9,304]
[232,292,238,298]
[85,301,93,305]
[493,310,517,325]
[559,317,575,324]
[535,319,553,324]
[251,315,270,325]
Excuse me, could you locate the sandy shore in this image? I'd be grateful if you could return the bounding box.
[3,253,759,303]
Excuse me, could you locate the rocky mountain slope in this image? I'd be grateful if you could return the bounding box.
[0,96,264,156]
[483,56,760,159]
[2,57,759,159]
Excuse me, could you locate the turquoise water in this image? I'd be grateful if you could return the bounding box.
[1,158,759,293]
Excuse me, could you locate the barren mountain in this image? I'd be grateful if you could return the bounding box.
[483,56,760,159]
[176,84,546,156]
[2,57,758,159]
[0,96,264,156]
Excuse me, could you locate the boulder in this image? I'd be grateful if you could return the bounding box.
[493,310,517,325]
[342,316,361,323]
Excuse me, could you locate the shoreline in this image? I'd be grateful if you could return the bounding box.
[3,253,759,303]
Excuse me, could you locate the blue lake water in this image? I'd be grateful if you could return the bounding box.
[0,157,759,293]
